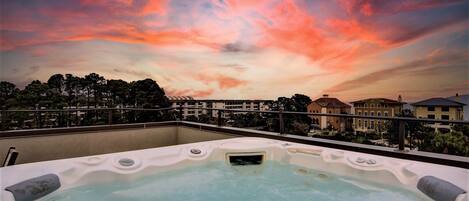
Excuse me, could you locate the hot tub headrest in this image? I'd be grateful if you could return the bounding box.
[417,176,466,201]
[5,174,61,201]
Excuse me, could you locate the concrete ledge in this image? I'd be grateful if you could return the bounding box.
[1,121,467,168]
[0,121,178,138]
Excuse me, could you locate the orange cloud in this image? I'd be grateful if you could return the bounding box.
[256,0,331,60]
[326,19,385,46]
[141,0,168,15]
[196,74,247,90]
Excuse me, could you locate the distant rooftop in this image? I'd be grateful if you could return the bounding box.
[350,98,405,105]
[166,96,272,103]
[412,97,466,107]
[167,96,195,101]
[313,97,350,108]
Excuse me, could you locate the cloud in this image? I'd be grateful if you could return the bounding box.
[221,42,249,53]
[326,52,468,93]
[1,0,468,101]
[196,73,247,90]
[338,0,464,16]
[112,68,152,79]
[141,0,169,15]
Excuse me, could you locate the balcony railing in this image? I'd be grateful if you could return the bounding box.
[1,106,468,155]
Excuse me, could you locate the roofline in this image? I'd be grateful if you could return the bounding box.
[410,98,467,107]
[411,98,466,106]
[312,98,351,108]
[350,98,405,104]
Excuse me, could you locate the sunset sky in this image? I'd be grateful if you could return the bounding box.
[1,0,468,102]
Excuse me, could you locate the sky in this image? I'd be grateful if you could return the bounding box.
[0,0,468,102]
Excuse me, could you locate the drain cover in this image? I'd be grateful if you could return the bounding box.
[190,148,202,154]
[118,158,135,167]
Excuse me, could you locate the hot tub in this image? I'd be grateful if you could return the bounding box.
[1,137,467,201]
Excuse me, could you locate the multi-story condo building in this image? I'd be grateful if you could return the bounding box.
[411,97,465,131]
[210,99,271,118]
[167,96,271,119]
[307,95,351,132]
[167,96,209,118]
[351,97,404,133]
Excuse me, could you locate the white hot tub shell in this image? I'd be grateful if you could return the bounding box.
[1,137,468,201]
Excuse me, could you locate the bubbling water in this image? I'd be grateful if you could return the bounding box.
[44,161,428,201]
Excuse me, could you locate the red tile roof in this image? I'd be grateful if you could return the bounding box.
[313,97,351,108]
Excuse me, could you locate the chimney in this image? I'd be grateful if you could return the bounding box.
[455,93,460,103]
[398,95,402,102]
[323,94,329,98]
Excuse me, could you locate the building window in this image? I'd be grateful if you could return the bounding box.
[384,112,388,117]
[441,115,449,120]
[377,112,381,116]
[441,107,449,112]
[370,111,374,116]
[428,107,435,111]
[370,121,374,129]
[370,104,374,107]
[358,111,362,115]
[427,115,435,119]
[358,120,362,127]
[364,112,368,116]
[364,120,368,128]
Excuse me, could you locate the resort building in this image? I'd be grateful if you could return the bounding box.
[351,97,405,133]
[307,95,351,132]
[411,97,465,130]
[167,96,209,118]
[167,96,271,119]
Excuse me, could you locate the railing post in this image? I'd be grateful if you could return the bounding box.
[66,110,70,127]
[35,104,41,129]
[398,120,405,151]
[1,106,6,130]
[108,109,112,125]
[279,106,284,134]
[217,110,222,127]
[76,110,79,126]
[179,105,183,121]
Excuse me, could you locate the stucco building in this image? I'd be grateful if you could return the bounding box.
[351,97,404,133]
[307,95,351,131]
[411,97,464,131]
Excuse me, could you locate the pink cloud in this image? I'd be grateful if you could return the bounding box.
[196,73,247,90]
[141,0,169,15]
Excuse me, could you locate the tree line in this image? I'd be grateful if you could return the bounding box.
[0,73,170,110]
